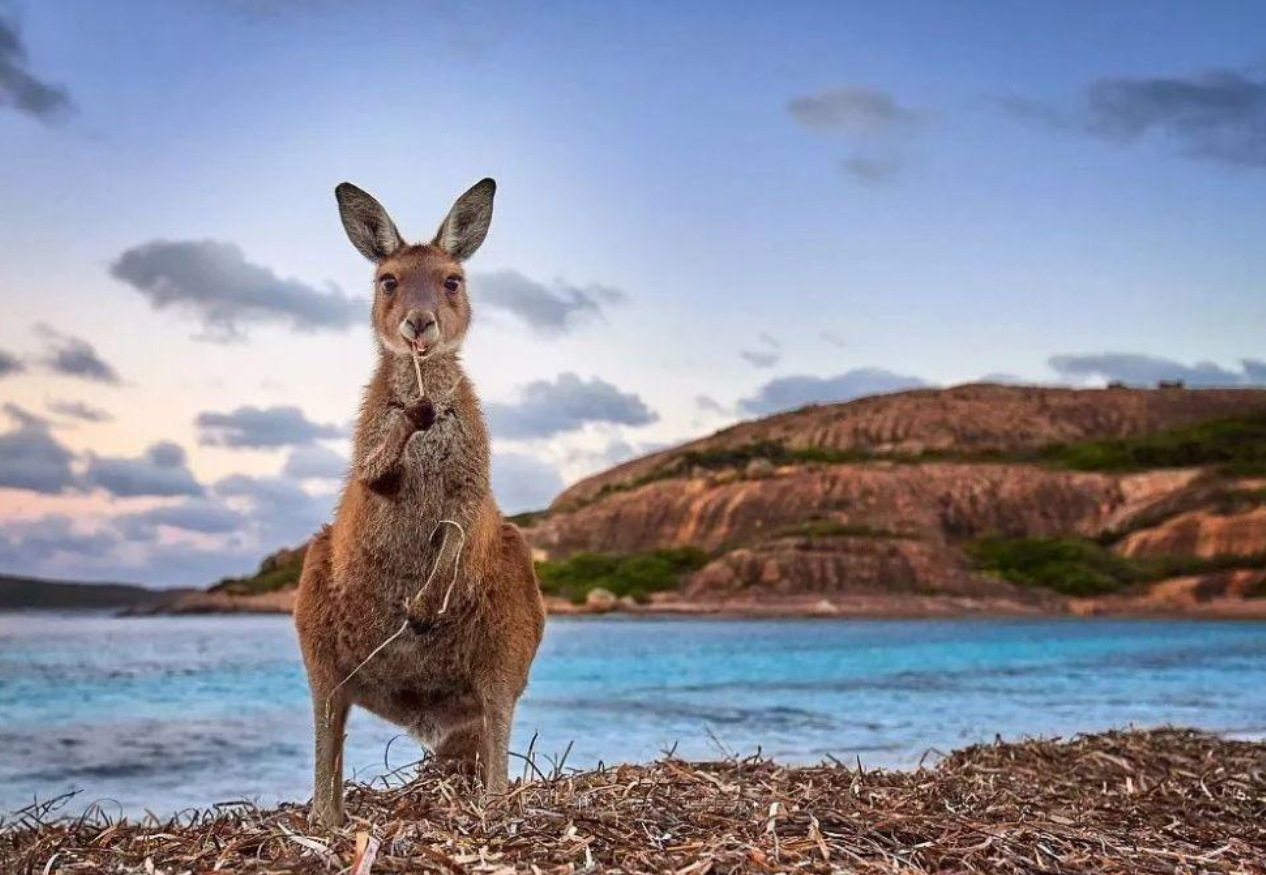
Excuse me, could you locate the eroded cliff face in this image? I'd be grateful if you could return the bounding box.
[531,463,1174,558]
[524,386,1266,614]
[554,384,1266,509]
[525,463,1209,606]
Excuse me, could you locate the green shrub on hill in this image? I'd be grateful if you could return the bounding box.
[967,535,1266,597]
[1039,411,1266,475]
[211,546,306,595]
[966,537,1146,596]
[536,547,710,604]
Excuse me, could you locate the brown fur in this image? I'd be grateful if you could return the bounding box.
[295,181,544,828]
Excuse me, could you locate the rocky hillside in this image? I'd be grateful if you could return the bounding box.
[522,384,1266,616]
[173,383,1266,617]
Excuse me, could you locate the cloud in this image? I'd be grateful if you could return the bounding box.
[788,86,920,134]
[485,373,657,439]
[84,441,204,497]
[0,9,72,122]
[1004,67,1266,168]
[109,239,361,341]
[788,85,924,182]
[1049,353,1266,387]
[197,405,344,448]
[0,403,77,493]
[116,498,245,540]
[739,368,927,416]
[740,333,781,368]
[491,452,564,514]
[473,269,625,334]
[282,444,347,480]
[695,394,727,415]
[35,324,121,384]
[978,372,1027,385]
[215,474,335,547]
[820,331,847,349]
[0,516,119,572]
[0,348,24,377]
[47,399,112,423]
[841,155,903,184]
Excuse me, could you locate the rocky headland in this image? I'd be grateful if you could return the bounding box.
[150,384,1266,619]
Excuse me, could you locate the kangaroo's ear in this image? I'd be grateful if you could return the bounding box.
[433,178,495,261]
[335,182,405,263]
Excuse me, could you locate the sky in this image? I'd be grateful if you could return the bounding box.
[0,0,1264,585]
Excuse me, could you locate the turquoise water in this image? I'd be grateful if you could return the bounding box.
[2,613,1265,817]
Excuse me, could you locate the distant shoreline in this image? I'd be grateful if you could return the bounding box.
[85,588,1266,621]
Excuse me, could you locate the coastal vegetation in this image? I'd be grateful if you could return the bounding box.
[967,535,1266,597]
[535,547,709,604]
[1039,410,1266,475]
[210,545,307,596]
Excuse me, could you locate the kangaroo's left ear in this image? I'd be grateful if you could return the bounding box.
[433,178,496,261]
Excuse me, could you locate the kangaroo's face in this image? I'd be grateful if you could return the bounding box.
[335,179,495,358]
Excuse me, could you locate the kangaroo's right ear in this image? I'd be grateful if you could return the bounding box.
[335,183,405,263]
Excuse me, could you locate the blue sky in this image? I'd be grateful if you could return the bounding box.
[1,0,1263,585]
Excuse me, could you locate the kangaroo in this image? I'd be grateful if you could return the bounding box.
[294,179,545,828]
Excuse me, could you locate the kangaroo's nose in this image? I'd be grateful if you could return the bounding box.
[399,310,438,342]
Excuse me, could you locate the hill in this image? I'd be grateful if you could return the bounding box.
[521,384,1266,616]
[0,574,184,611]
[172,383,1266,617]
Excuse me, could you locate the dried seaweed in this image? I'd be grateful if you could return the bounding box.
[3,728,1264,873]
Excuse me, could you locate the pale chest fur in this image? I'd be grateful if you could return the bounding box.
[332,354,493,608]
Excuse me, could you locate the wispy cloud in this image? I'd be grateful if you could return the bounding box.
[196,405,344,448]
[486,373,657,439]
[474,269,625,334]
[491,452,564,513]
[1049,353,1266,387]
[0,9,72,123]
[282,444,347,480]
[35,324,121,384]
[740,333,781,369]
[739,368,926,415]
[695,394,727,415]
[47,399,113,423]
[788,85,925,183]
[0,348,24,378]
[110,240,361,342]
[116,498,244,540]
[1002,66,1266,168]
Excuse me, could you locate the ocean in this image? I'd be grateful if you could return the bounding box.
[2,612,1265,818]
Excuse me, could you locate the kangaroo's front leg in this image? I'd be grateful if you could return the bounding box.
[358,404,432,495]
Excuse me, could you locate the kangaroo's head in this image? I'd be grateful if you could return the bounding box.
[335,179,495,358]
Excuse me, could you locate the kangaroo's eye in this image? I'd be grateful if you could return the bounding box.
[379,275,398,294]
[443,276,461,293]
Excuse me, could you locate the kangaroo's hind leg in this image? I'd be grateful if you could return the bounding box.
[294,527,349,827]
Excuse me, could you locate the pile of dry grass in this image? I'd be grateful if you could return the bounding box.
[3,728,1264,873]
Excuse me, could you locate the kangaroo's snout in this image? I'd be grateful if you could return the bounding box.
[400,310,439,348]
